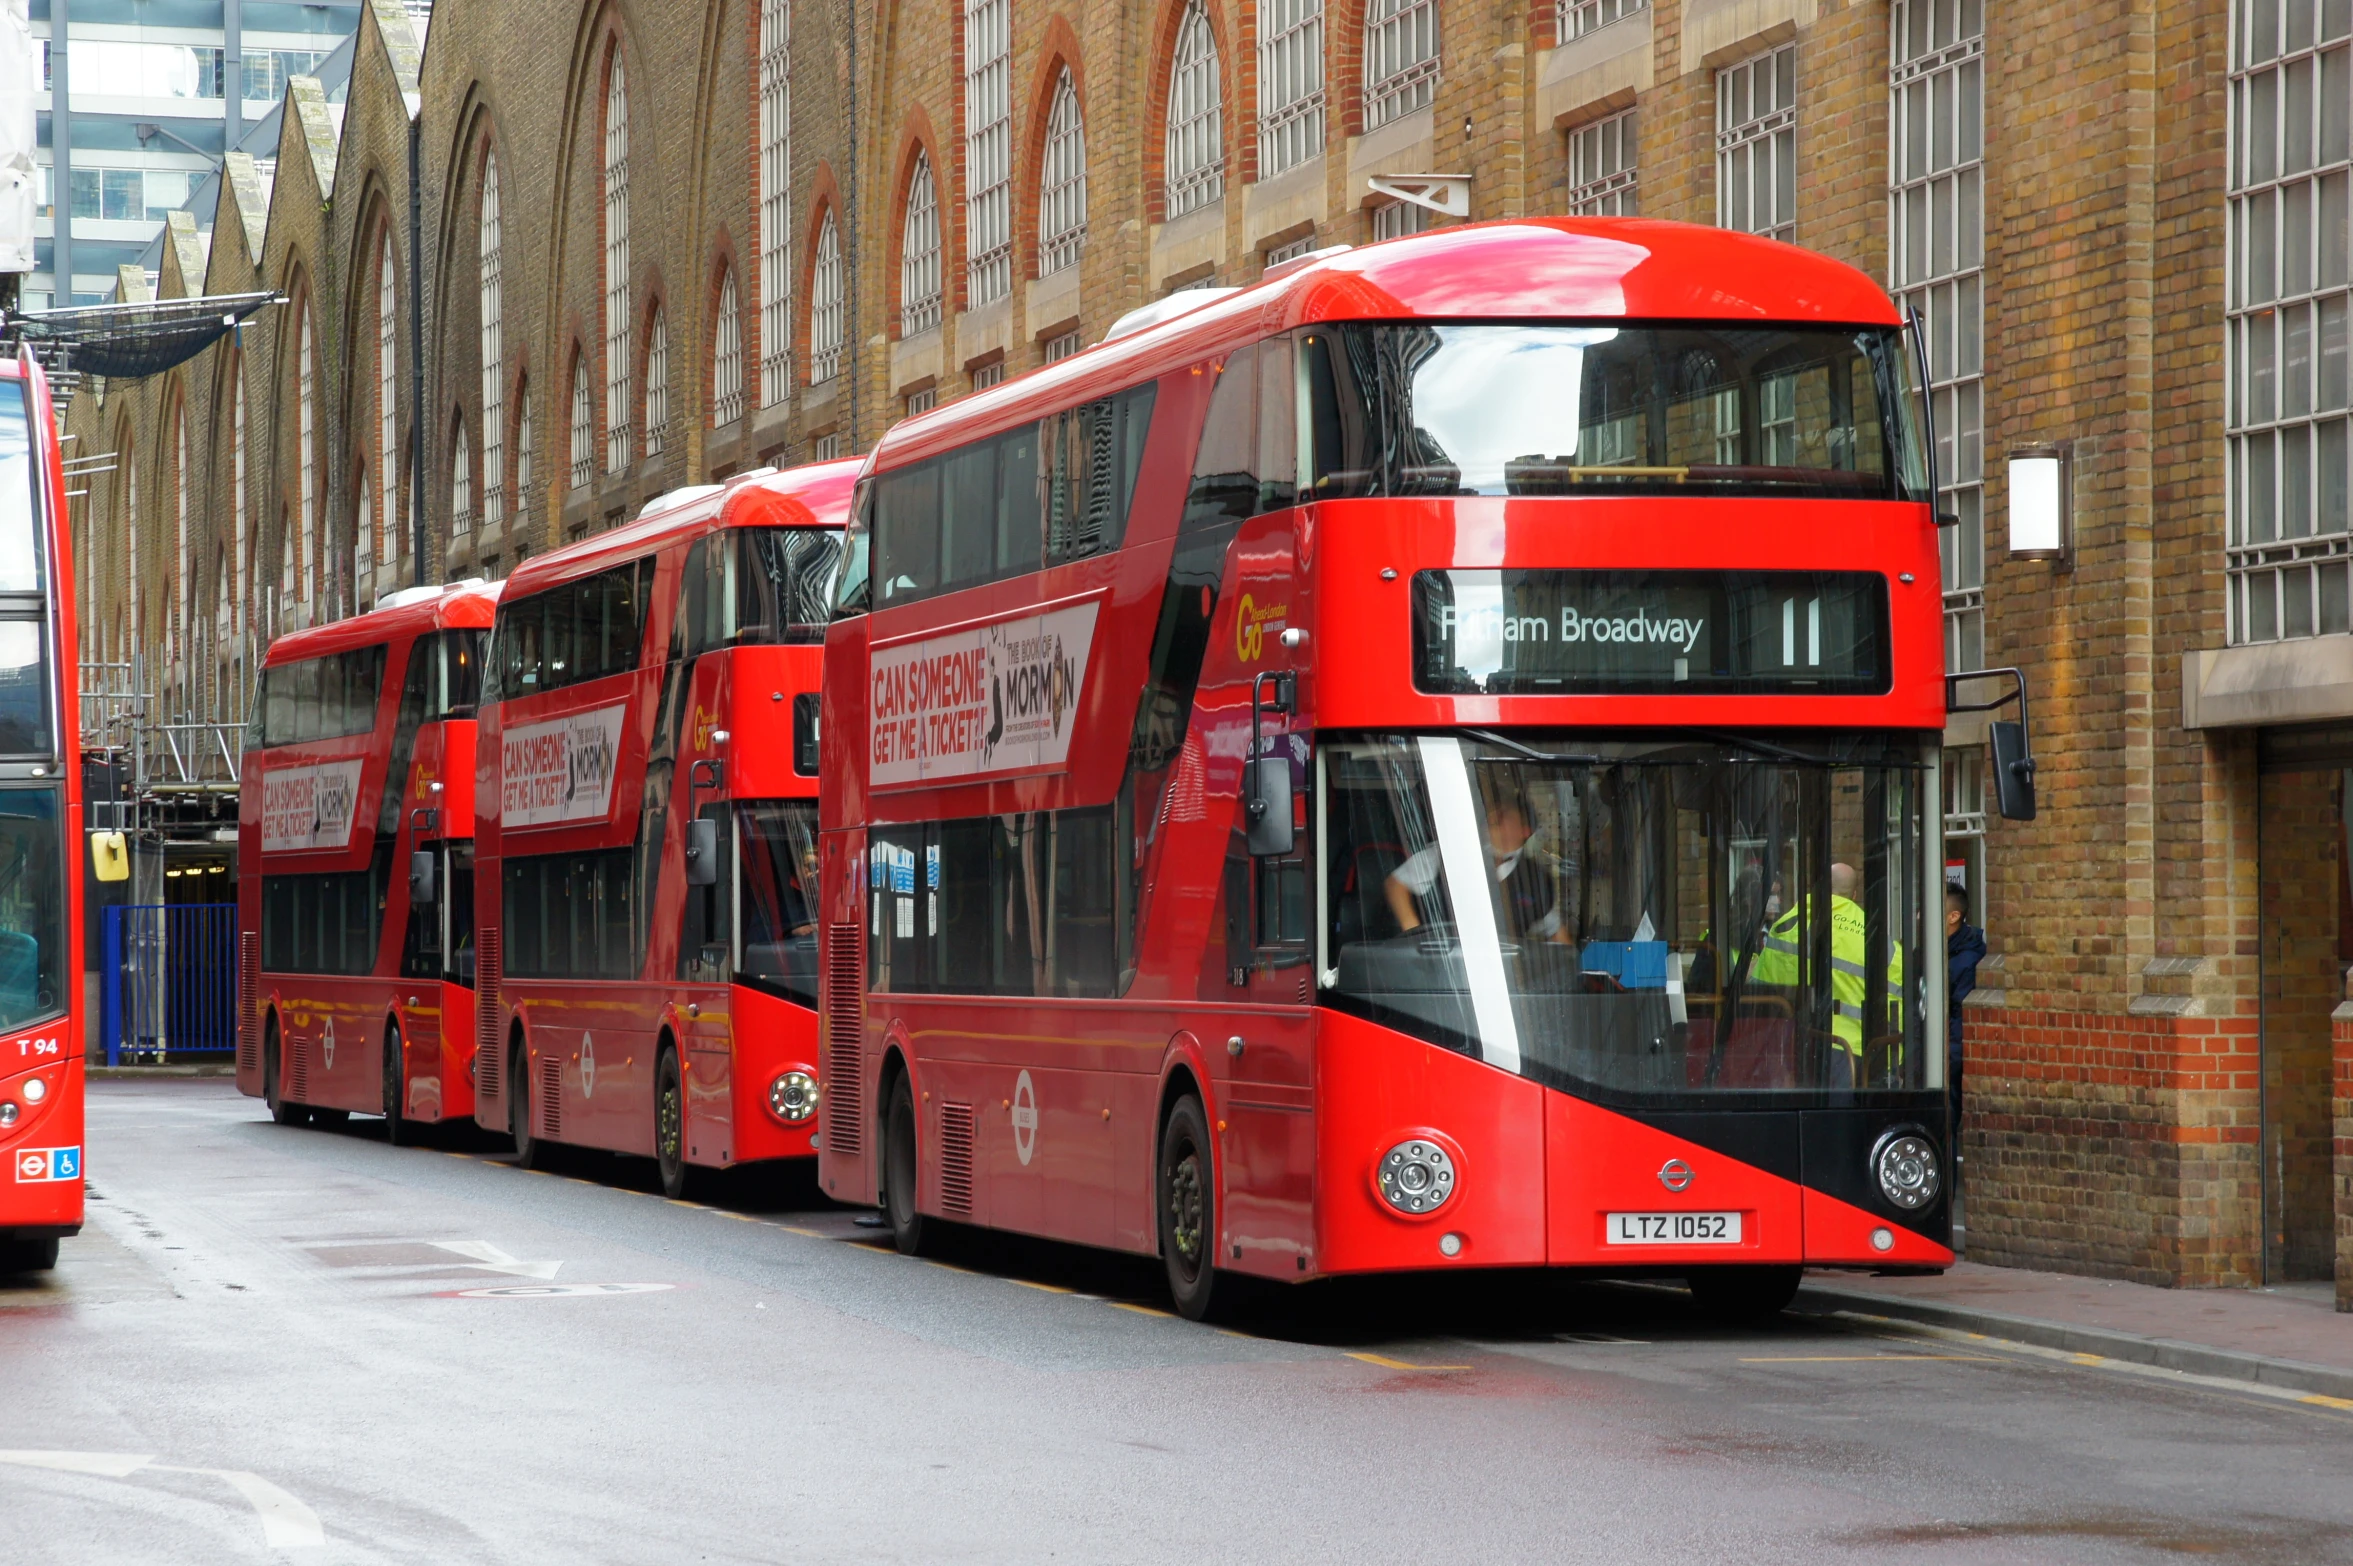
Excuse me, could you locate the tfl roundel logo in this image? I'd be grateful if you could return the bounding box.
[15,1146,80,1183]
[1657,1158,1694,1193]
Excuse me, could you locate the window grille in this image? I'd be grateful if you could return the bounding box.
[905,387,939,418]
[355,486,372,610]
[972,361,1005,389]
[1557,0,1643,41]
[298,306,315,608]
[516,380,535,504]
[1717,44,1796,241]
[1259,0,1324,179]
[233,368,247,637]
[812,213,845,381]
[1569,108,1638,215]
[480,148,504,529]
[1371,199,1429,240]
[377,229,398,568]
[901,154,943,336]
[645,308,670,457]
[571,357,593,489]
[2228,0,2353,641]
[1044,329,1083,363]
[1165,0,1225,218]
[452,416,474,535]
[604,51,634,472]
[759,0,793,407]
[1364,0,1439,130]
[713,268,746,425]
[1891,0,1985,668]
[1040,71,1088,276]
[965,0,1012,305]
[1266,235,1316,266]
[173,408,187,686]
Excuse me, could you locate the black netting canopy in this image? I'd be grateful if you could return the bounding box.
[7,293,282,381]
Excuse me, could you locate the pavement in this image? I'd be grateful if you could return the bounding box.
[4,1077,2349,1564]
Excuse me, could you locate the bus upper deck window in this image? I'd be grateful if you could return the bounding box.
[0,383,40,594]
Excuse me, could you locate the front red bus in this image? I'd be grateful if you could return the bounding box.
[470,462,854,1197]
[0,354,86,1274]
[819,218,1963,1321]
[235,583,495,1142]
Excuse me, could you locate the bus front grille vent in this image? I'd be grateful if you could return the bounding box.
[938,1102,976,1217]
[288,1037,309,1101]
[475,931,503,1098]
[237,932,260,1074]
[539,1054,563,1142]
[823,921,863,1157]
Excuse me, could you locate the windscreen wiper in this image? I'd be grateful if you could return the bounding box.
[1462,728,1602,765]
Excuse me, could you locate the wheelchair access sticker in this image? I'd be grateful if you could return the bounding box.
[14,1147,79,1182]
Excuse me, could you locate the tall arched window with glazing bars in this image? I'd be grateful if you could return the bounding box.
[452,413,474,534]
[297,302,316,618]
[479,145,503,531]
[1165,0,1224,218]
[172,403,187,695]
[604,49,635,472]
[645,307,670,457]
[714,266,746,424]
[1258,0,1323,179]
[377,227,399,573]
[965,0,1012,304]
[812,212,845,381]
[1364,0,1438,130]
[759,0,793,407]
[571,354,594,490]
[231,360,247,669]
[1039,70,1088,275]
[901,153,943,335]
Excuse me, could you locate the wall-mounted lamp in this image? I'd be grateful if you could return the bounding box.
[2009,444,2072,567]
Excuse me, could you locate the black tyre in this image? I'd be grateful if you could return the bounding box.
[0,1235,59,1273]
[509,1038,546,1169]
[311,1107,351,1130]
[655,1045,691,1199]
[382,1020,418,1147]
[1686,1265,1803,1325]
[262,1019,307,1127]
[1159,1094,1227,1322]
[882,1072,931,1256]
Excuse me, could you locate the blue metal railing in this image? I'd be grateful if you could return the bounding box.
[102,904,238,1066]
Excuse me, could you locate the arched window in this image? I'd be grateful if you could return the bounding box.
[297,302,316,613]
[480,144,505,528]
[278,504,293,628]
[811,210,844,381]
[123,438,139,650]
[377,226,399,570]
[515,378,535,509]
[965,0,1012,304]
[452,411,474,532]
[172,401,188,691]
[758,0,793,406]
[1040,70,1088,275]
[571,353,593,489]
[355,471,373,608]
[1165,0,1224,218]
[645,306,670,457]
[713,266,745,425]
[231,360,247,658]
[604,47,634,471]
[900,153,942,335]
[1364,0,1439,129]
[1259,0,1324,177]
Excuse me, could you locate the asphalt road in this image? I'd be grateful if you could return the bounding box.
[2,1079,2348,1566]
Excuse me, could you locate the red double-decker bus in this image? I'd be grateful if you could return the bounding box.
[820,219,2024,1320]
[0,353,87,1274]
[236,582,496,1142]
[470,462,854,1196]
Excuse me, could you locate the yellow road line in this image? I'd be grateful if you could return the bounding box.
[2300,1393,2353,1411]
[777,1225,823,1238]
[1742,1354,2000,1363]
[1345,1351,1471,1371]
[1008,1278,1072,1293]
[1110,1301,1174,1318]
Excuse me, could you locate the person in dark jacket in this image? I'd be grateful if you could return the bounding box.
[1945,885,1985,1121]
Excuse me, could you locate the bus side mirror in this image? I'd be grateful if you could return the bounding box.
[409,849,437,904]
[89,831,128,883]
[685,817,721,886]
[1246,759,1294,857]
[1989,720,2038,822]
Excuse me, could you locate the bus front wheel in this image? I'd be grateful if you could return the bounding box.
[382,1020,418,1147]
[0,1235,58,1272]
[509,1041,547,1170]
[263,1020,307,1127]
[883,1073,932,1256]
[655,1046,691,1200]
[1686,1265,1803,1325]
[1159,1094,1226,1322]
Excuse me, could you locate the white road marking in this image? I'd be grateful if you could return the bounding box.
[449,1281,673,1299]
[429,1239,563,1280]
[0,1450,325,1547]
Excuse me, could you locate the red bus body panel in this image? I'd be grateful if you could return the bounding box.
[817,219,1956,1284]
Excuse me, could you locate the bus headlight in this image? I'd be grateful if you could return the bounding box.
[22,1077,44,1103]
[1376,1139,1457,1216]
[770,1071,819,1124]
[1872,1129,1941,1211]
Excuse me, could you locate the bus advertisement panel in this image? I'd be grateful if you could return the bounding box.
[469,462,854,1197]
[235,583,497,1142]
[0,354,88,1274]
[819,219,2001,1322]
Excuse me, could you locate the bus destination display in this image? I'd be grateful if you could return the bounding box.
[1412,570,1890,694]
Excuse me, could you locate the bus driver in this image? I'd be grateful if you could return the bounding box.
[1384,797,1569,943]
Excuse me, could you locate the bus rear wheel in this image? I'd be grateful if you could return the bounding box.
[1159,1094,1227,1322]
[509,1040,547,1170]
[382,1020,418,1147]
[883,1072,932,1256]
[1686,1265,1803,1325]
[262,1020,307,1127]
[655,1045,691,1200]
[0,1235,58,1272]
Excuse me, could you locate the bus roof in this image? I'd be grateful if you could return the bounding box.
[263,577,500,667]
[868,217,1905,472]
[498,456,860,604]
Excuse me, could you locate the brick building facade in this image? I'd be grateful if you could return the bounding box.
[57,0,2353,1305]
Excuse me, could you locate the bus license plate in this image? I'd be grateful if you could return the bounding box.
[1606,1211,1742,1245]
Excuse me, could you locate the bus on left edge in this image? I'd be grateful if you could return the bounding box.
[0,352,87,1274]
[235,581,496,1143]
